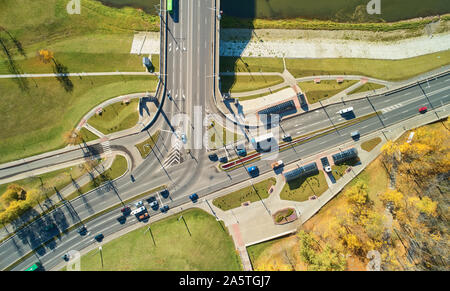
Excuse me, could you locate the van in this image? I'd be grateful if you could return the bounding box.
[339,107,354,115]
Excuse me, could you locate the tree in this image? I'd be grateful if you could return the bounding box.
[379,190,404,211]
[38,49,54,64]
[409,196,438,217]
[63,129,83,145]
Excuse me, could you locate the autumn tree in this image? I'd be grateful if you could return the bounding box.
[63,129,83,145]
[38,49,54,64]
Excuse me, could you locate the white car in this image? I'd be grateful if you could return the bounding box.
[135,201,143,208]
[338,107,353,115]
[181,134,187,144]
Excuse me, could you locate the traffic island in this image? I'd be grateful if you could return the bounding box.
[272,208,298,225]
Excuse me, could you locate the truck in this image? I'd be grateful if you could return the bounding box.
[271,160,284,170]
[338,107,353,115]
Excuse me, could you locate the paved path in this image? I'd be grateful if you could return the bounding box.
[0,72,158,79]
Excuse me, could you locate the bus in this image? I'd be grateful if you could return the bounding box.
[167,0,173,13]
[25,262,42,271]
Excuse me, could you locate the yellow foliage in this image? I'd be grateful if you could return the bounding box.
[379,190,404,209]
[343,234,362,253]
[409,196,437,217]
[38,49,54,63]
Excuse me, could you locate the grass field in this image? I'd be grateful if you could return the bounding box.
[280,171,328,202]
[348,82,386,95]
[286,51,450,81]
[298,80,359,104]
[76,208,242,271]
[220,75,284,94]
[78,127,100,143]
[208,121,244,150]
[220,57,284,73]
[0,76,158,164]
[213,178,276,211]
[88,99,139,135]
[135,131,160,159]
[361,137,382,152]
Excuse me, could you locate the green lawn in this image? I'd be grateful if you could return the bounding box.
[78,127,100,143]
[348,82,386,95]
[220,57,284,73]
[213,178,276,211]
[220,75,284,94]
[65,154,128,200]
[75,209,242,271]
[298,80,359,104]
[88,99,139,135]
[331,158,360,181]
[135,131,160,158]
[286,51,450,81]
[0,75,158,164]
[208,121,244,150]
[280,170,328,202]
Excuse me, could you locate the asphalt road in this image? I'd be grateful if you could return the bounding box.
[2,72,449,271]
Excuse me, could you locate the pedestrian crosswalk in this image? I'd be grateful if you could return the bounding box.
[101,140,112,155]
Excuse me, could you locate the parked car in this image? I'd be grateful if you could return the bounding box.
[135,201,143,208]
[419,106,428,113]
[320,157,332,173]
[189,193,199,202]
[160,205,170,213]
[219,156,228,163]
[94,234,104,242]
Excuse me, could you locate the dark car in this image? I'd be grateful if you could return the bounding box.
[189,193,199,202]
[77,226,87,235]
[160,189,170,199]
[117,216,126,224]
[160,205,170,213]
[94,234,104,242]
[208,153,218,161]
[139,212,149,221]
[147,196,159,209]
[62,253,70,261]
[130,175,136,182]
[219,156,228,163]
[419,106,428,113]
[237,148,247,157]
[282,134,292,142]
[121,206,131,216]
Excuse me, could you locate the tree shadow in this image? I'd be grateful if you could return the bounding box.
[0,34,29,92]
[52,59,74,92]
[219,0,255,95]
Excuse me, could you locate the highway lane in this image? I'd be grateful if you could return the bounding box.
[6,79,450,270]
[1,71,449,270]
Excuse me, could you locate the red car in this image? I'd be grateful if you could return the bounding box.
[419,106,428,113]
